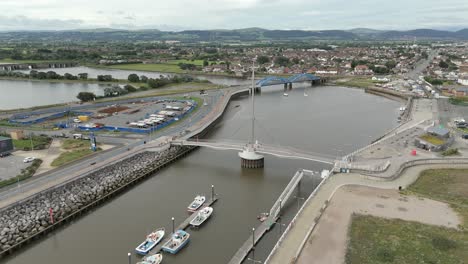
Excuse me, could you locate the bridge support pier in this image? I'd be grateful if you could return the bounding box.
[288,83,292,90]
[239,145,264,168]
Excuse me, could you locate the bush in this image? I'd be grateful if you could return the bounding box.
[441,148,459,156]
[432,236,457,251]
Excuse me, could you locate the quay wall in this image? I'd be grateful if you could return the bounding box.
[0,87,250,258]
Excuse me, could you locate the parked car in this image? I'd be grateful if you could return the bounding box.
[73,118,81,123]
[462,134,468,139]
[23,157,36,163]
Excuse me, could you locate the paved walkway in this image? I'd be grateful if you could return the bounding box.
[267,163,468,264]
[296,185,460,264]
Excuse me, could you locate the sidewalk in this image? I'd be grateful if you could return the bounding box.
[267,163,468,264]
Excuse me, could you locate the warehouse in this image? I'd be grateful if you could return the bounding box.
[0,136,13,157]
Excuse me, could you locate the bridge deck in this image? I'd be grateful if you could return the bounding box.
[171,140,336,165]
[143,197,218,260]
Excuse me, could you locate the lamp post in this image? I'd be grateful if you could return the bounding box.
[127,252,131,264]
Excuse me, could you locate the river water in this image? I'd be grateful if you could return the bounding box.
[2,84,400,264]
[0,67,249,110]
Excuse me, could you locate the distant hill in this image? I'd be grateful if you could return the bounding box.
[0,27,467,42]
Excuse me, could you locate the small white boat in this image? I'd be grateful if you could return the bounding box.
[190,207,213,227]
[161,230,190,254]
[283,93,289,97]
[137,253,163,264]
[187,195,206,212]
[135,228,165,255]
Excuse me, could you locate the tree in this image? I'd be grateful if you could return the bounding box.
[46,71,59,79]
[439,60,449,69]
[257,56,270,65]
[78,73,88,80]
[421,51,428,59]
[124,84,137,93]
[140,75,148,83]
[97,75,113,82]
[385,60,397,69]
[64,73,77,80]
[292,58,300,65]
[274,56,290,67]
[77,92,96,102]
[203,60,209,67]
[128,73,140,83]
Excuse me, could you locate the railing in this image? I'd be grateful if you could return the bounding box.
[264,171,329,264]
[269,170,304,218]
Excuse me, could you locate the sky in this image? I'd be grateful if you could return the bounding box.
[0,0,467,31]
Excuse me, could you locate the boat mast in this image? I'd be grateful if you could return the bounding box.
[251,58,256,145]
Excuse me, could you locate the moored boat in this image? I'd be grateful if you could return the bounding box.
[135,228,165,255]
[190,207,213,227]
[161,230,190,254]
[137,253,163,264]
[187,195,206,212]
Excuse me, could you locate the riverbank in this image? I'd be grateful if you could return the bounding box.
[0,146,194,256]
[0,81,222,114]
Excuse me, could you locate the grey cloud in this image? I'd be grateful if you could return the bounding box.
[0,15,84,30]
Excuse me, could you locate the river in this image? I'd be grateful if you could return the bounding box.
[2,84,401,264]
[0,67,249,110]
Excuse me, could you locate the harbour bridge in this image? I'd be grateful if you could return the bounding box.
[255,73,322,89]
[171,62,338,168]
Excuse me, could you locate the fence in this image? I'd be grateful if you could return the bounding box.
[77,100,197,134]
[9,111,93,125]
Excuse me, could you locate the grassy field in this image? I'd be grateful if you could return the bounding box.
[346,214,468,264]
[105,59,214,74]
[13,135,51,150]
[335,77,378,89]
[51,139,100,167]
[346,168,468,264]
[107,63,186,73]
[406,169,468,228]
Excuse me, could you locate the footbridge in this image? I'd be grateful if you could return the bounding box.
[171,139,336,165]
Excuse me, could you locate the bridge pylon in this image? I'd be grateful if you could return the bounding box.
[238,143,264,168]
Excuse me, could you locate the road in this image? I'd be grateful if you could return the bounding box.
[406,50,438,80]
[0,89,226,209]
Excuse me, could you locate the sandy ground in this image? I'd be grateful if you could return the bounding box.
[297,185,460,264]
[14,139,115,175]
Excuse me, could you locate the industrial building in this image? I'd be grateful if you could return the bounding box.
[0,136,14,157]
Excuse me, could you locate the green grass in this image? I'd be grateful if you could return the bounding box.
[0,59,68,64]
[12,135,51,151]
[61,139,89,150]
[406,169,468,228]
[346,214,468,264]
[335,77,377,89]
[51,148,98,167]
[419,134,445,145]
[51,138,101,167]
[107,63,186,73]
[346,168,468,264]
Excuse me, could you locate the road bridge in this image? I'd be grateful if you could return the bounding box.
[256,73,323,90]
[171,139,336,165]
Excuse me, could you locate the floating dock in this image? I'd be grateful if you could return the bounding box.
[143,197,218,258]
